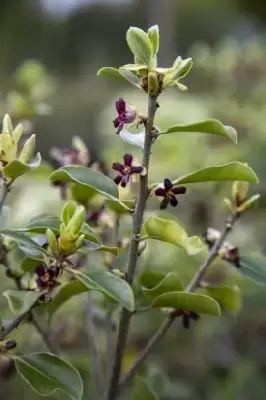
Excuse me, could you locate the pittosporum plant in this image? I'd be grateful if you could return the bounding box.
[0,25,262,400]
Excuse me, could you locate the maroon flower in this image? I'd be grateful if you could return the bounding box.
[113,98,137,134]
[176,310,200,329]
[35,265,60,291]
[112,153,145,187]
[155,178,186,209]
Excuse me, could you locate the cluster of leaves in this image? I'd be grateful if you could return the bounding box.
[0,25,263,400]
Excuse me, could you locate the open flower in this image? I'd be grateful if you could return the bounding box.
[155,178,186,209]
[35,265,60,291]
[112,153,146,187]
[113,98,137,134]
[176,310,200,329]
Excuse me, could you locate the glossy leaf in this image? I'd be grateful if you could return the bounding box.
[160,119,237,144]
[97,67,142,88]
[199,285,242,314]
[126,27,152,66]
[14,353,83,400]
[142,272,184,301]
[3,290,40,314]
[133,377,159,400]
[152,291,221,316]
[143,216,204,255]
[3,153,41,181]
[0,230,48,261]
[105,198,134,214]
[239,254,266,283]
[120,63,148,72]
[47,280,87,319]
[172,162,259,186]
[70,268,135,311]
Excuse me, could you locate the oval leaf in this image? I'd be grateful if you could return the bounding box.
[3,153,41,180]
[147,25,159,55]
[70,268,135,311]
[133,377,159,400]
[142,273,184,301]
[143,216,204,255]
[3,290,40,314]
[152,291,221,316]
[160,119,237,144]
[240,253,266,283]
[172,162,258,186]
[105,198,134,214]
[14,352,83,400]
[47,280,87,319]
[199,285,242,314]
[50,165,118,198]
[126,27,152,66]
[97,67,142,89]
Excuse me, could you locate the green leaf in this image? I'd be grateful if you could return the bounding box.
[97,67,142,89]
[160,119,237,144]
[120,63,148,72]
[105,198,134,214]
[20,257,40,273]
[172,162,259,186]
[47,280,87,319]
[199,285,242,314]
[50,166,129,213]
[142,272,184,301]
[70,268,135,311]
[239,254,266,283]
[132,377,159,400]
[147,25,159,55]
[3,290,40,314]
[152,291,221,316]
[97,245,119,256]
[0,230,48,261]
[143,216,204,255]
[3,153,41,181]
[126,27,152,66]
[14,352,83,400]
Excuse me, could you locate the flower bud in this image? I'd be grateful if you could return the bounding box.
[12,124,23,144]
[2,114,13,134]
[61,200,77,225]
[237,194,260,213]
[0,356,16,380]
[19,134,36,163]
[67,206,85,235]
[148,72,159,96]
[232,181,249,207]
[1,339,17,351]
[46,228,59,256]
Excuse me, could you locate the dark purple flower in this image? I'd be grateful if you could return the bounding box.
[176,310,200,329]
[35,265,60,291]
[113,98,137,134]
[155,178,186,209]
[112,153,145,187]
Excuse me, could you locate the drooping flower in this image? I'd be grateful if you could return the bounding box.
[176,310,200,329]
[113,98,137,134]
[155,178,186,209]
[112,153,145,187]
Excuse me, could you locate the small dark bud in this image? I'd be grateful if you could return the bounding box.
[2,339,17,351]
[0,356,16,380]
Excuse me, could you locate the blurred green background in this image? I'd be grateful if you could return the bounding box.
[1,0,266,399]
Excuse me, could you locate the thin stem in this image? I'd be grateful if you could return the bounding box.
[119,212,239,390]
[0,179,8,213]
[86,294,105,398]
[105,307,115,381]
[106,95,158,400]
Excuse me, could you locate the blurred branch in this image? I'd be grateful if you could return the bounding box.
[0,179,8,213]
[119,212,239,390]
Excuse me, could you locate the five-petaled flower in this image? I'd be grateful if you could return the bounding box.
[113,98,137,134]
[35,265,60,291]
[155,178,186,209]
[176,310,200,329]
[112,153,146,188]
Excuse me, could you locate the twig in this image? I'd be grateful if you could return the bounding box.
[0,179,8,213]
[0,298,41,340]
[106,95,158,400]
[105,306,115,382]
[86,294,105,398]
[119,212,239,390]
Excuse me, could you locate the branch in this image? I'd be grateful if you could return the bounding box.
[106,95,158,400]
[0,179,9,213]
[119,212,239,390]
